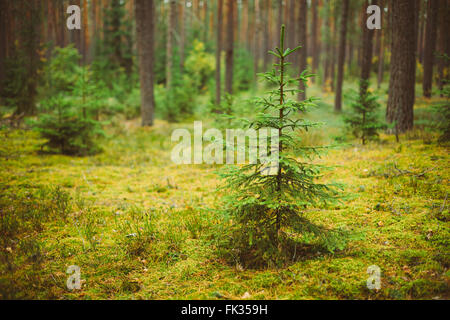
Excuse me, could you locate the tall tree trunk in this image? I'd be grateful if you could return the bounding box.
[135,0,155,126]
[360,0,376,95]
[437,0,450,94]
[376,0,385,88]
[288,0,295,51]
[241,0,249,49]
[216,0,224,105]
[275,0,283,63]
[166,0,176,89]
[386,0,416,133]
[225,0,235,94]
[298,0,307,100]
[330,2,338,91]
[418,0,425,63]
[82,0,89,64]
[311,0,319,82]
[203,1,209,43]
[323,1,331,87]
[422,0,439,98]
[253,0,261,76]
[179,0,186,72]
[73,0,82,53]
[0,0,7,88]
[334,0,349,112]
[263,0,270,71]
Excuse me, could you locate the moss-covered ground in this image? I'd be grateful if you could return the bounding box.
[1,83,448,300]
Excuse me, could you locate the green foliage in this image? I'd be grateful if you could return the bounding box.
[157,75,196,122]
[30,94,103,156]
[344,82,387,145]
[97,0,134,77]
[31,47,104,156]
[185,40,215,91]
[1,42,44,115]
[39,45,82,97]
[218,26,347,268]
[234,48,255,92]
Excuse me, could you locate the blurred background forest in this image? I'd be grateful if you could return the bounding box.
[0,0,448,134]
[0,0,449,300]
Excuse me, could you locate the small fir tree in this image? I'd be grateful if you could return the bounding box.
[344,81,387,145]
[30,47,103,155]
[219,26,347,268]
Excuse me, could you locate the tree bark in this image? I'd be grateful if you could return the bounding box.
[311,0,319,82]
[241,0,249,49]
[323,1,331,86]
[437,0,450,94]
[334,0,349,112]
[179,0,186,72]
[253,0,261,76]
[376,0,385,88]
[263,0,270,71]
[225,0,235,95]
[417,0,424,63]
[135,0,155,126]
[0,0,7,88]
[216,0,223,105]
[422,0,439,98]
[298,0,307,100]
[360,0,376,95]
[386,0,416,132]
[166,0,176,90]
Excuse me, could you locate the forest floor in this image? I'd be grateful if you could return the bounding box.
[0,84,449,300]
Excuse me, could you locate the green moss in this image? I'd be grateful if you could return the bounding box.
[0,89,448,300]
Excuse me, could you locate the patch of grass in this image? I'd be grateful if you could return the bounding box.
[0,88,448,300]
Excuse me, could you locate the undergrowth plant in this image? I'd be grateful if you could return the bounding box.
[30,46,104,156]
[219,26,348,268]
[344,81,387,145]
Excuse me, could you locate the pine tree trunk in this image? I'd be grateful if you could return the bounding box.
[386,0,416,132]
[253,0,261,76]
[422,0,439,98]
[82,0,89,64]
[179,0,186,72]
[135,0,155,126]
[288,0,295,51]
[437,0,450,94]
[166,0,176,89]
[216,0,223,106]
[241,0,249,49]
[0,0,7,88]
[311,0,319,82]
[330,2,338,91]
[375,0,385,88]
[73,0,82,53]
[323,1,331,87]
[418,0,425,63]
[298,0,307,100]
[225,0,235,95]
[360,0,376,95]
[263,0,270,71]
[334,0,349,112]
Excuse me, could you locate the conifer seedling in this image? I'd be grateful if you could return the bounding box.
[219,26,347,268]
